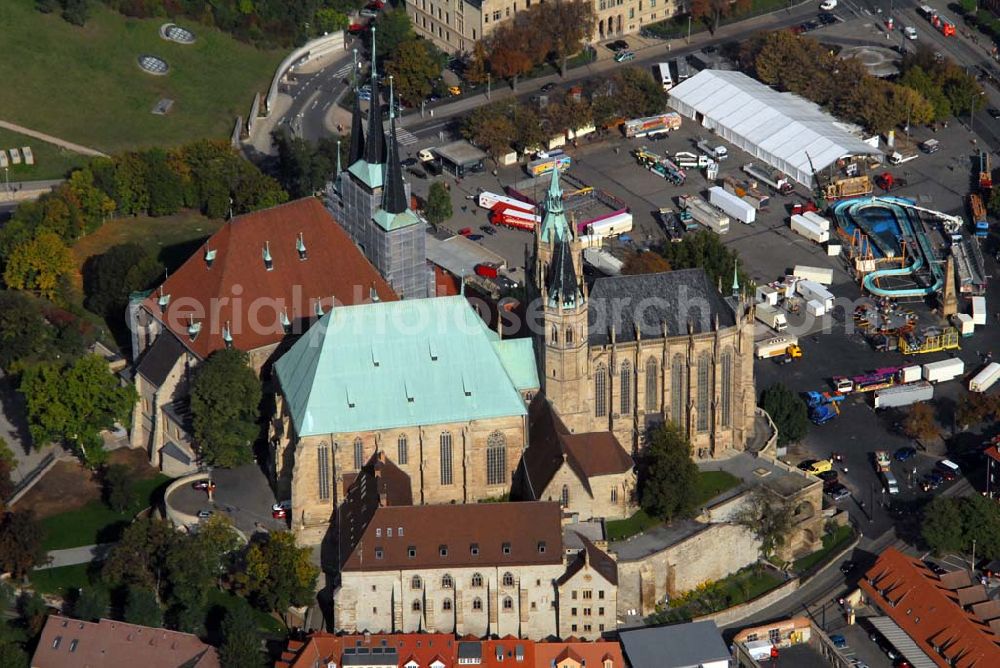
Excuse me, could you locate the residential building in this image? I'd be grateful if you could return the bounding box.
[276,632,626,667]
[984,439,1000,500]
[128,197,396,474]
[404,0,684,55]
[516,396,636,520]
[859,547,1000,666]
[327,35,430,299]
[555,534,618,639]
[333,500,566,638]
[32,615,219,668]
[529,168,758,458]
[619,620,730,668]
[270,295,539,541]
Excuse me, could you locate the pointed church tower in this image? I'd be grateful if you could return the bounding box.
[363,26,385,167]
[372,77,420,232]
[534,167,590,431]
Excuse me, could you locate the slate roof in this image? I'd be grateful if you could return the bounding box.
[274,296,535,436]
[522,396,633,498]
[588,268,736,346]
[32,616,219,668]
[141,198,397,359]
[619,621,730,668]
[135,332,185,386]
[860,547,1000,667]
[340,501,563,572]
[547,239,581,309]
[556,534,619,586]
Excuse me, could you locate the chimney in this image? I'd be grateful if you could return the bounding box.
[262,241,273,271]
[187,315,201,341]
[296,232,307,261]
[204,244,217,268]
[222,321,233,348]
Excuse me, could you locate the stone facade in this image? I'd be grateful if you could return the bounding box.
[540,465,634,521]
[555,551,618,640]
[335,563,565,638]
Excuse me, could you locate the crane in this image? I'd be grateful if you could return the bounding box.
[873,197,964,234]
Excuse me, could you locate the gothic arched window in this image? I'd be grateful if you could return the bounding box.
[595,363,608,417]
[697,353,711,432]
[620,360,632,414]
[645,357,658,412]
[486,431,507,486]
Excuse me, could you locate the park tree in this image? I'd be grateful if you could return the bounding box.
[0,510,46,579]
[236,531,319,613]
[0,438,16,504]
[462,105,516,162]
[956,391,1000,428]
[465,41,490,86]
[759,383,809,446]
[0,291,51,371]
[271,129,333,199]
[622,251,671,275]
[83,243,163,320]
[539,0,596,75]
[638,422,699,522]
[424,182,453,229]
[2,232,75,302]
[73,587,110,622]
[61,0,90,26]
[902,402,939,442]
[922,496,965,555]
[124,586,164,628]
[143,148,186,216]
[899,65,953,120]
[661,229,745,288]
[374,10,416,61]
[314,8,348,34]
[386,40,441,106]
[66,169,116,233]
[219,598,265,668]
[103,463,137,513]
[102,517,181,592]
[19,355,137,464]
[166,515,241,608]
[612,66,668,119]
[0,643,28,668]
[190,349,262,468]
[489,24,536,90]
[510,104,548,155]
[734,486,795,560]
[961,495,1000,560]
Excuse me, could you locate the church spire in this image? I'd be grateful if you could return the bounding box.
[363,27,385,166]
[538,166,570,244]
[382,76,408,215]
[347,48,365,165]
[731,260,740,298]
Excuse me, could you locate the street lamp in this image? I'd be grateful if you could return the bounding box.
[487,72,492,100]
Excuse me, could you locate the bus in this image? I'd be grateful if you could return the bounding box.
[654,62,673,91]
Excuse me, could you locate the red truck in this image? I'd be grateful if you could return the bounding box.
[474,263,499,279]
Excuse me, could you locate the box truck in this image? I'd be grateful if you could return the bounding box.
[801,211,831,232]
[708,186,756,224]
[922,358,965,383]
[742,162,794,194]
[789,214,830,243]
[696,138,728,161]
[755,336,801,359]
[797,280,834,311]
[755,304,788,332]
[952,313,974,337]
[874,382,934,409]
[971,296,986,325]
[900,365,922,384]
[793,265,834,285]
[969,362,1000,393]
[678,194,729,234]
[806,300,826,317]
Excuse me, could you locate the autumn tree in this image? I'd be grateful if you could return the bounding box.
[2,232,74,301]
[540,0,596,75]
[622,251,671,275]
[510,104,547,154]
[462,104,516,162]
[956,391,1000,428]
[386,40,441,106]
[902,402,939,442]
[0,291,51,371]
[19,354,137,464]
[734,486,795,560]
[235,531,319,613]
[465,41,490,86]
[489,24,536,90]
[0,510,46,578]
[102,517,181,592]
[190,349,262,468]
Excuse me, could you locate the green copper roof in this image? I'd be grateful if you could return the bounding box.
[372,208,421,231]
[491,338,540,392]
[348,159,383,190]
[539,167,569,244]
[274,296,535,436]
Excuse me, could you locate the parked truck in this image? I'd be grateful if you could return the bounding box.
[971,296,987,325]
[922,358,965,383]
[969,362,1000,393]
[583,248,624,276]
[796,280,834,311]
[968,193,989,240]
[873,382,934,409]
[755,304,788,332]
[742,162,794,194]
[792,265,834,285]
[696,138,728,161]
[678,194,729,234]
[900,365,923,384]
[789,214,830,243]
[674,151,712,169]
[801,211,831,232]
[623,112,682,138]
[755,336,802,359]
[708,186,756,224]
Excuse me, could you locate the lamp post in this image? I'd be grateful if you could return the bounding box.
[687,15,692,44]
[487,72,492,100]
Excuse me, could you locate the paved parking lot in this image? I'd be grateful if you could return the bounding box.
[166,464,286,536]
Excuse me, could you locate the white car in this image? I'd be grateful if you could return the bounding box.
[272,500,292,512]
[904,26,918,39]
[820,0,837,9]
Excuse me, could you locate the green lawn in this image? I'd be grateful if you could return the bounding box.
[720,567,784,603]
[205,589,287,638]
[691,470,742,508]
[792,524,856,573]
[0,1,283,152]
[29,563,94,597]
[0,127,88,181]
[606,509,661,542]
[72,210,225,276]
[41,474,171,551]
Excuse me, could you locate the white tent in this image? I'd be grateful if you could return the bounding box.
[668,69,881,187]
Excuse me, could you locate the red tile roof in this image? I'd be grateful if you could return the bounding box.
[142,197,397,359]
[860,547,1000,667]
[275,632,457,667]
[533,640,626,667]
[32,616,219,668]
[341,501,563,573]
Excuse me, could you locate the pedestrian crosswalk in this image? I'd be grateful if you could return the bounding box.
[333,63,355,78]
[384,121,418,145]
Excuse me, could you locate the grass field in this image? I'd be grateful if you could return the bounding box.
[29,563,94,597]
[0,1,283,152]
[72,211,225,277]
[0,127,88,181]
[792,524,855,573]
[41,474,171,551]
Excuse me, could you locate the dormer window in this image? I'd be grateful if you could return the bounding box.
[296,233,307,261]
[502,542,511,555]
[470,543,480,556]
[280,309,292,334]
[222,321,233,348]
[537,541,546,554]
[157,289,170,312]
[204,245,217,268]
[262,241,273,271]
[439,545,448,557]
[187,317,201,341]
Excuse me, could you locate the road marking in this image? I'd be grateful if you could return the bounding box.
[333,63,354,78]
[385,121,419,145]
[310,99,319,110]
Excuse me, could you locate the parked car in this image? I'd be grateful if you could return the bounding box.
[448,85,462,96]
[829,634,848,649]
[989,107,1000,119]
[894,446,917,462]
[541,82,556,93]
[360,8,378,18]
[272,507,288,519]
[495,276,519,291]
[820,0,837,10]
[828,484,851,501]
[197,510,214,519]
[614,51,636,63]
[806,459,833,475]
[818,12,838,24]
[480,225,496,235]
[904,25,918,39]
[348,23,367,35]
[468,234,484,241]
[401,157,418,167]
[818,470,839,484]
[921,471,943,492]
[458,227,473,236]
[406,166,427,179]
[272,500,291,512]
[607,39,629,52]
